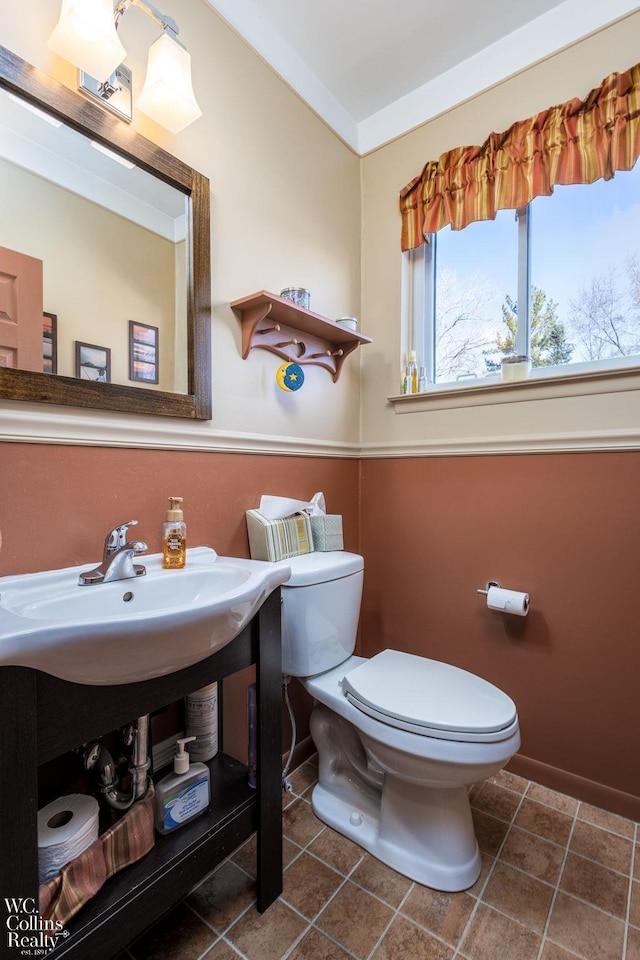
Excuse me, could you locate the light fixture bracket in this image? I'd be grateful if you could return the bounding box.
[79,64,133,123]
[114,0,181,45]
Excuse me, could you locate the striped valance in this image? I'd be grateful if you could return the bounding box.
[399,62,640,251]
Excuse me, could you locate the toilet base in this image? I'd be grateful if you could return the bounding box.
[310,779,481,892]
[309,703,482,891]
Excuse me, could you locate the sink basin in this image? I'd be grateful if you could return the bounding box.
[0,547,290,685]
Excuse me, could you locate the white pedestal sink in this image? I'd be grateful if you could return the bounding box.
[0,547,290,684]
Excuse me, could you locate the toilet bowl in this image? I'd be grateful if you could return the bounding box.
[278,551,520,891]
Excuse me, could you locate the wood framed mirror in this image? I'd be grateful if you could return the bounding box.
[0,45,211,420]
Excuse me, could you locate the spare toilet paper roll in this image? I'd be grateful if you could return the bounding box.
[486,585,530,617]
[37,794,100,885]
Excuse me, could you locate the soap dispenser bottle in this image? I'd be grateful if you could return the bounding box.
[154,736,210,835]
[163,496,187,569]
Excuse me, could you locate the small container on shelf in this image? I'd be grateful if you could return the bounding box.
[336,317,358,331]
[280,287,310,309]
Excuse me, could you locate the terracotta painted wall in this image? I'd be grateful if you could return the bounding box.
[359,451,640,817]
[3,445,640,815]
[0,442,360,762]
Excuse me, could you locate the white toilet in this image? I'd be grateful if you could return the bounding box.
[278,550,520,892]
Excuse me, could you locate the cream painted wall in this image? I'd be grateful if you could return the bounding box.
[1,0,362,451]
[5,6,637,456]
[360,12,640,455]
[0,160,178,390]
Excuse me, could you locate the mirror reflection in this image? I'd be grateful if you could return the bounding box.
[0,87,188,393]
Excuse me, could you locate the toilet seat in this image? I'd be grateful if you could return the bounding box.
[341,649,518,743]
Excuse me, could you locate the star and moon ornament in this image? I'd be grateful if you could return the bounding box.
[276,361,305,392]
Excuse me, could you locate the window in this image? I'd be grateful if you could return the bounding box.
[406,161,640,389]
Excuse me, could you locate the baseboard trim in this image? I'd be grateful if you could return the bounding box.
[507,753,640,820]
[282,734,316,775]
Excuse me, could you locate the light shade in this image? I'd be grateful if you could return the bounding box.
[136,33,202,134]
[48,0,126,82]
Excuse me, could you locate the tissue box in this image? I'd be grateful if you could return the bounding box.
[246,509,314,562]
[310,514,343,551]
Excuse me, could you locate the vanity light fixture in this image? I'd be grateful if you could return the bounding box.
[48,0,126,81]
[134,31,201,134]
[48,0,202,134]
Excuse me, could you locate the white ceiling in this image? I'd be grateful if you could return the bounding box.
[205,0,640,154]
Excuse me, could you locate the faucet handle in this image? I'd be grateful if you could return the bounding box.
[104,520,139,557]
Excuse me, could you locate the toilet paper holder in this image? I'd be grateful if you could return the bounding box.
[476,580,500,596]
[477,580,530,616]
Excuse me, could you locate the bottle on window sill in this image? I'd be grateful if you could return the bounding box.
[407,351,419,393]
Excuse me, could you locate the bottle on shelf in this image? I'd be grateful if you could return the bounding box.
[154,736,210,835]
[185,682,219,762]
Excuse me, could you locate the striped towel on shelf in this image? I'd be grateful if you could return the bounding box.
[39,785,155,927]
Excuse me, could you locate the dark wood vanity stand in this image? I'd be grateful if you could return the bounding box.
[0,590,283,960]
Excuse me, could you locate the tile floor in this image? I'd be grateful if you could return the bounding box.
[124,758,639,960]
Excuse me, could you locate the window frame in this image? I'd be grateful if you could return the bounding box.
[396,198,640,406]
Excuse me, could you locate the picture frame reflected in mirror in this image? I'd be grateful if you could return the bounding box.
[129,321,159,384]
[43,312,57,375]
[75,341,111,383]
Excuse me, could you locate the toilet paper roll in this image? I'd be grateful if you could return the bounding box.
[486,585,530,617]
[37,794,100,884]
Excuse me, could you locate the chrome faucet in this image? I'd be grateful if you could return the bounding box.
[78,520,147,586]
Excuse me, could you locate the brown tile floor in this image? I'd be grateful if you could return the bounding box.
[126,759,639,960]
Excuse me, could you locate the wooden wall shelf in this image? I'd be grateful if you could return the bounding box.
[231,291,371,382]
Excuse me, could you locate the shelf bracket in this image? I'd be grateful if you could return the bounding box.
[240,303,274,359]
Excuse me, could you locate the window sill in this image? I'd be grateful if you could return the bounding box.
[388,366,640,413]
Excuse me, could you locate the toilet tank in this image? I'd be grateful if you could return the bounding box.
[277,552,364,677]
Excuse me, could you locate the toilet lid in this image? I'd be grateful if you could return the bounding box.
[341,649,518,743]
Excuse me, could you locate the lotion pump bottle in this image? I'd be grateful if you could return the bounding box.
[163,496,186,569]
[154,736,210,835]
